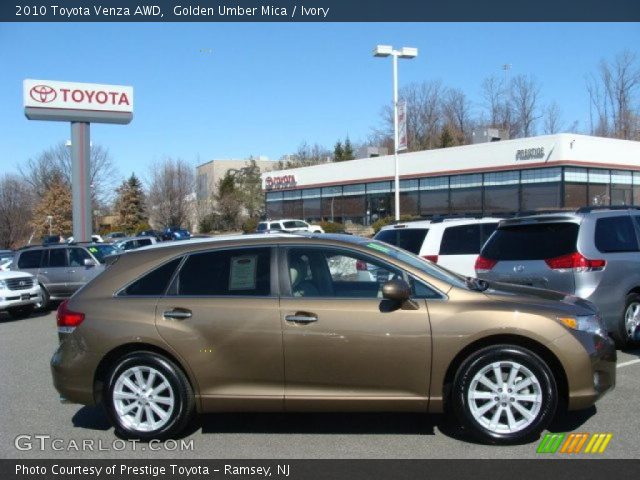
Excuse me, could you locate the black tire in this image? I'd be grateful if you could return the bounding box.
[452,344,557,445]
[613,293,640,349]
[104,352,195,440]
[7,305,35,319]
[35,286,50,311]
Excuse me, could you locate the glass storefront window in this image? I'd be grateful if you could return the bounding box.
[400,179,419,191]
[321,196,341,221]
[521,183,561,211]
[343,184,366,196]
[266,191,283,202]
[588,169,611,184]
[589,184,610,206]
[564,183,588,209]
[321,186,342,197]
[420,177,449,190]
[282,200,302,218]
[564,167,588,183]
[399,192,419,216]
[484,171,519,186]
[419,190,449,215]
[521,168,562,184]
[366,181,391,194]
[303,197,321,219]
[301,188,321,199]
[450,188,482,213]
[450,174,482,189]
[484,185,519,212]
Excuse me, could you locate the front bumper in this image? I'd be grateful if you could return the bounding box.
[0,287,41,310]
[553,330,616,410]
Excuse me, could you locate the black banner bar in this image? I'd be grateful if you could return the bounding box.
[2,0,640,22]
[2,459,640,480]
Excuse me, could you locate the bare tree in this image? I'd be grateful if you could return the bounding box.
[19,143,118,205]
[543,101,563,134]
[147,158,195,229]
[278,141,331,169]
[481,74,516,138]
[0,175,34,248]
[587,50,640,139]
[442,87,473,144]
[376,80,445,151]
[511,74,541,137]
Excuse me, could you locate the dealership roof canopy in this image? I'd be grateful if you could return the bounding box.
[261,134,640,191]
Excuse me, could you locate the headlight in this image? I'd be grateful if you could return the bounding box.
[558,314,605,334]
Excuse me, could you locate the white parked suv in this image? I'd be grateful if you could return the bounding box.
[374,217,502,277]
[0,271,42,319]
[257,219,324,234]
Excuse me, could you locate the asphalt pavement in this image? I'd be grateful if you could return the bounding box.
[1,310,639,459]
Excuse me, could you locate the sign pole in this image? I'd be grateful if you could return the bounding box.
[70,122,92,242]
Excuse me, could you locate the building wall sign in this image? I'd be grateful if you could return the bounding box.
[265,175,297,190]
[516,147,545,161]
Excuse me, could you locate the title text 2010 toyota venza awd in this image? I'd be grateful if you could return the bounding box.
[51,234,615,444]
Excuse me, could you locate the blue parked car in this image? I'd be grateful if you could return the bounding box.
[162,227,191,241]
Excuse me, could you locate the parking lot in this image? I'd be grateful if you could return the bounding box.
[1,309,639,459]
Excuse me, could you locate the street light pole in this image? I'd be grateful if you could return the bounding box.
[373,45,418,221]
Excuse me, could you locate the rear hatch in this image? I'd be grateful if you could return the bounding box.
[374,227,429,256]
[476,218,580,294]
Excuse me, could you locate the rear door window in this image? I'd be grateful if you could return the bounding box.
[283,221,297,229]
[482,222,579,260]
[595,216,639,253]
[439,225,482,255]
[374,228,429,255]
[171,248,271,296]
[17,250,43,269]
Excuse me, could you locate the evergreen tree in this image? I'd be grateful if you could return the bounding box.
[333,141,344,162]
[343,136,355,160]
[114,173,147,233]
[32,174,72,238]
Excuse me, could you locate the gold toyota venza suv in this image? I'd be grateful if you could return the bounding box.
[51,233,615,444]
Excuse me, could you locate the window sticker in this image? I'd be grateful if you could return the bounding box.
[229,255,258,291]
[366,242,390,254]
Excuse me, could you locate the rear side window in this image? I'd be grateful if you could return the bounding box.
[17,250,43,269]
[120,258,182,296]
[283,221,297,228]
[482,222,579,260]
[171,248,271,296]
[269,223,282,230]
[138,239,152,247]
[595,216,639,253]
[374,228,429,255]
[439,225,481,255]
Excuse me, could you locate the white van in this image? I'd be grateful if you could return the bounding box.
[374,217,502,277]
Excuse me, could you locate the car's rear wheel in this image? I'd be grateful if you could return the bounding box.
[7,305,35,319]
[452,345,557,445]
[615,293,640,348]
[104,352,194,440]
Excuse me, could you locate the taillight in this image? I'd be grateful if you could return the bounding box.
[475,256,497,272]
[422,255,438,263]
[56,300,85,330]
[355,260,368,271]
[545,252,606,272]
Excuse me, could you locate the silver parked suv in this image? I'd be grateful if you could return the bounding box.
[12,244,105,309]
[476,207,640,347]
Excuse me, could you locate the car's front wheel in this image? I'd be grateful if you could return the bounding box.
[104,352,194,440]
[452,344,557,445]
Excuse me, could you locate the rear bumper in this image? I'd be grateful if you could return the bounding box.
[50,339,101,406]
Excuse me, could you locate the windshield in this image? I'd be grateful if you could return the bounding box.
[86,244,117,263]
[363,239,468,289]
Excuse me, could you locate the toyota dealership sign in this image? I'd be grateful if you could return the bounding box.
[23,79,133,124]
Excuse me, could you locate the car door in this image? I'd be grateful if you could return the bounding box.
[41,248,70,297]
[67,247,101,293]
[279,245,433,411]
[155,246,284,411]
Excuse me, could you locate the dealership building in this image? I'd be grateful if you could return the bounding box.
[261,134,640,225]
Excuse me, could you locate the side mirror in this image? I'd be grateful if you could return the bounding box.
[84,258,97,267]
[382,279,411,302]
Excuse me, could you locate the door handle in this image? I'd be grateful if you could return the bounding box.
[285,313,318,324]
[163,308,192,320]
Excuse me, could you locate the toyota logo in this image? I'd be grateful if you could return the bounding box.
[19,281,26,286]
[29,85,57,103]
[514,265,525,273]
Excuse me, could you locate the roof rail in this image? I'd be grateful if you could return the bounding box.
[575,205,640,214]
